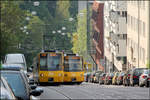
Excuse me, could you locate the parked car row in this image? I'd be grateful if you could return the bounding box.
[84,68,150,87]
[0,53,44,100]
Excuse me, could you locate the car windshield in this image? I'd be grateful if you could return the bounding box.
[134,68,147,75]
[144,70,150,74]
[1,72,27,98]
[40,53,62,71]
[64,56,83,72]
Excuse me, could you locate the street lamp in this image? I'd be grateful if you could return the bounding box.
[62,27,66,30]
[61,33,65,35]
[57,30,61,33]
[26,32,29,35]
[26,17,30,21]
[69,17,74,22]
[52,31,56,34]
[24,26,27,29]
[33,1,40,6]
[31,11,37,15]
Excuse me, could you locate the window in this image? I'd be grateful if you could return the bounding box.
[143,22,145,37]
[143,48,145,63]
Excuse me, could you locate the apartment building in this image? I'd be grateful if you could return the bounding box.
[104,1,127,72]
[127,1,150,69]
[91,1,105,71]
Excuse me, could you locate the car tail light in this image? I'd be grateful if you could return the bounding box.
[133,76,138,79]
[102,77,104,80]
[128,74,130,77]
[142,75,147,79]
[120,77,123,80]
[148,78,150,80]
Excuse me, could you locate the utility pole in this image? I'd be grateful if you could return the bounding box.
[138,1,140,68]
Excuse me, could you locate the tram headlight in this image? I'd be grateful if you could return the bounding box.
[58,73,62,77]
[40,73,44,77]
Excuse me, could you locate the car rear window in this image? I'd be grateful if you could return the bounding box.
[134,68,147,75]
[1,72,27,98]
[5,55,24,64]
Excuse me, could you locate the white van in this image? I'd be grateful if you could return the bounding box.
[4,53,27,73]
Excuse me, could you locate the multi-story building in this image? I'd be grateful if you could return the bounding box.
[91,1,105,71]
[127,1,150,69]
[104,1,127,72]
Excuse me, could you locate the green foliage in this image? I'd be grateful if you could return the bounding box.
[55,0,70,20]
[147,61,150,69]
[0,1,27,60]
[72,9,87,57]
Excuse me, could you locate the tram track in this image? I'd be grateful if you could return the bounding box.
[47,86,72,100]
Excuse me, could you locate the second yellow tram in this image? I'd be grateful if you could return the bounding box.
[63,53,84,84]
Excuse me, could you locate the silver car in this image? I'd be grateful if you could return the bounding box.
[139,69,150,87]
[0,76,16,100]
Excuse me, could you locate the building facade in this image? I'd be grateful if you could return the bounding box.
[91,1,104,71]
[104,1,127,72]
[127,1,150,69]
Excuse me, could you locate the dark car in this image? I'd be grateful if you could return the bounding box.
[117,72,125,85]
[139,69,150,87]
[84,72,92,82]
[89,72,96,83]
[1,70,43,100]
[104,73,114,85]
[130,68,147,86]
[99,73,106,85]
[123,70,131,86]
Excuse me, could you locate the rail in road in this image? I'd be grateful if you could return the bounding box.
[38,82,150,99]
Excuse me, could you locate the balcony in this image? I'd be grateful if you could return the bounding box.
[111,1,127,11]
[110,17,127,34]
[113,39,127,57]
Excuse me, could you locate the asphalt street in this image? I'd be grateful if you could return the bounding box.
[38,82,150,99]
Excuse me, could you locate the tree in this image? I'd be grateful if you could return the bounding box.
[72,9,87,58]
[147,61,150,69]
[0,1,27,60]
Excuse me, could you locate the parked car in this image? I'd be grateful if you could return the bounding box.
[123,70,131,86]
[0,76,16,100]
[93,71,103,83]
[104,73,114,85]
[117,72,125,85]
[112,72,119,85]
[1,70,43,100]
[139,69,150,87]
[4,53,27,74]
[130,68,147,86]
[89,72,96,83]
[98,73,106,85]
[84,72,91,82]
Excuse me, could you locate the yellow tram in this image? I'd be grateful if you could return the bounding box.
[63,53,84,84]
[33,50,64,84]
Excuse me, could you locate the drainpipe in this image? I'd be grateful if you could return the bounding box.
[148,1,150,68]
[137,1,140,68]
